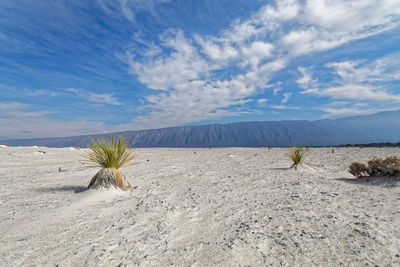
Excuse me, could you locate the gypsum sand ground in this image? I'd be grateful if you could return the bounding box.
[0,146,399,266]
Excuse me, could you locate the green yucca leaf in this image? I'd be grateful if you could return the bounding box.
[286,145,311,167]
[85,136,134,169]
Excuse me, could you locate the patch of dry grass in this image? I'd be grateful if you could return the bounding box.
[286,145,311,168]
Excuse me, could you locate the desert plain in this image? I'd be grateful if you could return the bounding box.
[0,146,399,266]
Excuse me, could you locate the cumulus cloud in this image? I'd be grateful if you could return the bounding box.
[298,55,400,102]
[130,31,212,91]
[282,0,400,56]
[297,54,400,117]
[125,27,287,129]
[124,0,400,129]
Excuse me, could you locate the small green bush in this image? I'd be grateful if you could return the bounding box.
[349,156,400,178]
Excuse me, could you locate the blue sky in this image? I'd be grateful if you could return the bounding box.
[1,0,400,139]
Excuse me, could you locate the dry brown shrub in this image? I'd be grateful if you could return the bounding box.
[348,162,369,178]
[349,156,400,179]
[367,157,400,177]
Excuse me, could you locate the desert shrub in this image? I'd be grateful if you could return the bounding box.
[367,157,400,177]
[331,147,335,153]
[286,145,311,167]
[349,156,400,178]
[348,162,369,178]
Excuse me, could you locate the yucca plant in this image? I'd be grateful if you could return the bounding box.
[85,136,134,190]
[286,145,311,168]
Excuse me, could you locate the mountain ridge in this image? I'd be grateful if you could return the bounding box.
[2,110,400,147]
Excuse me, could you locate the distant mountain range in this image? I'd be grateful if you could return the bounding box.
[3,110,400,147]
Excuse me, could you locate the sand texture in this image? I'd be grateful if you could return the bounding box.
[1,146,399,266]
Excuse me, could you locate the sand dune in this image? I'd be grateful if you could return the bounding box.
[0,146,399,266]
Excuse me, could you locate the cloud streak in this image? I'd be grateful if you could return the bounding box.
[298,54,400,102]
[297,54,400,116]
[67,88,123,105]
[0,102,107,139]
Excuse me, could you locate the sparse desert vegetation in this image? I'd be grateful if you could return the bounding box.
[1,146,400,266]
[286,145,311,168]
[85,136,134,190]
[349,156,400,179]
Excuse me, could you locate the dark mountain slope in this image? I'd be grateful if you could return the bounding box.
[3,110,400,147]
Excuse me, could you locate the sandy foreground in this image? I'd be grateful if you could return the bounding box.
[0,146,399,266]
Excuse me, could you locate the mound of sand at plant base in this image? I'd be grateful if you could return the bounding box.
[290,163,318,172]
[0,147,399,266]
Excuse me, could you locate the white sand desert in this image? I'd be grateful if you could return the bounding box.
[0,146,399,266]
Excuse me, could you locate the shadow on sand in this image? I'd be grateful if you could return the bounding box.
[336,177,399,188]
[269,167,290,171]
[37,185,87,193]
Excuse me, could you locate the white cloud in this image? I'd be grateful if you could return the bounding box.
[282,92,292,104]
[325,57,400,84]
[282,28,319,56]
[120,0,135,21]
[67,88,122,105]
[125,25,288,129]
[0,102,28,112]
[88,93,122,106]
[195,36,239,63]
[296,67,319,94]
[130,31,212,91]
[304,0,400,31]
[320,102,378,117]
[282,0,400,56]
[320,84,400,102]
[0,102,106,139]
[98,0,171,22]
[241,41,274,68]
[262,0,300,21]
[272,84,282,96]
[24,89,59,97]
[257,98,268,104]
[270,105,299,110]
[321,107,378,117]
[298,54,400,102]
[124,0,400,129]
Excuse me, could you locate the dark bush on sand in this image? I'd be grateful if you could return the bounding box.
[349,156,400,178]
